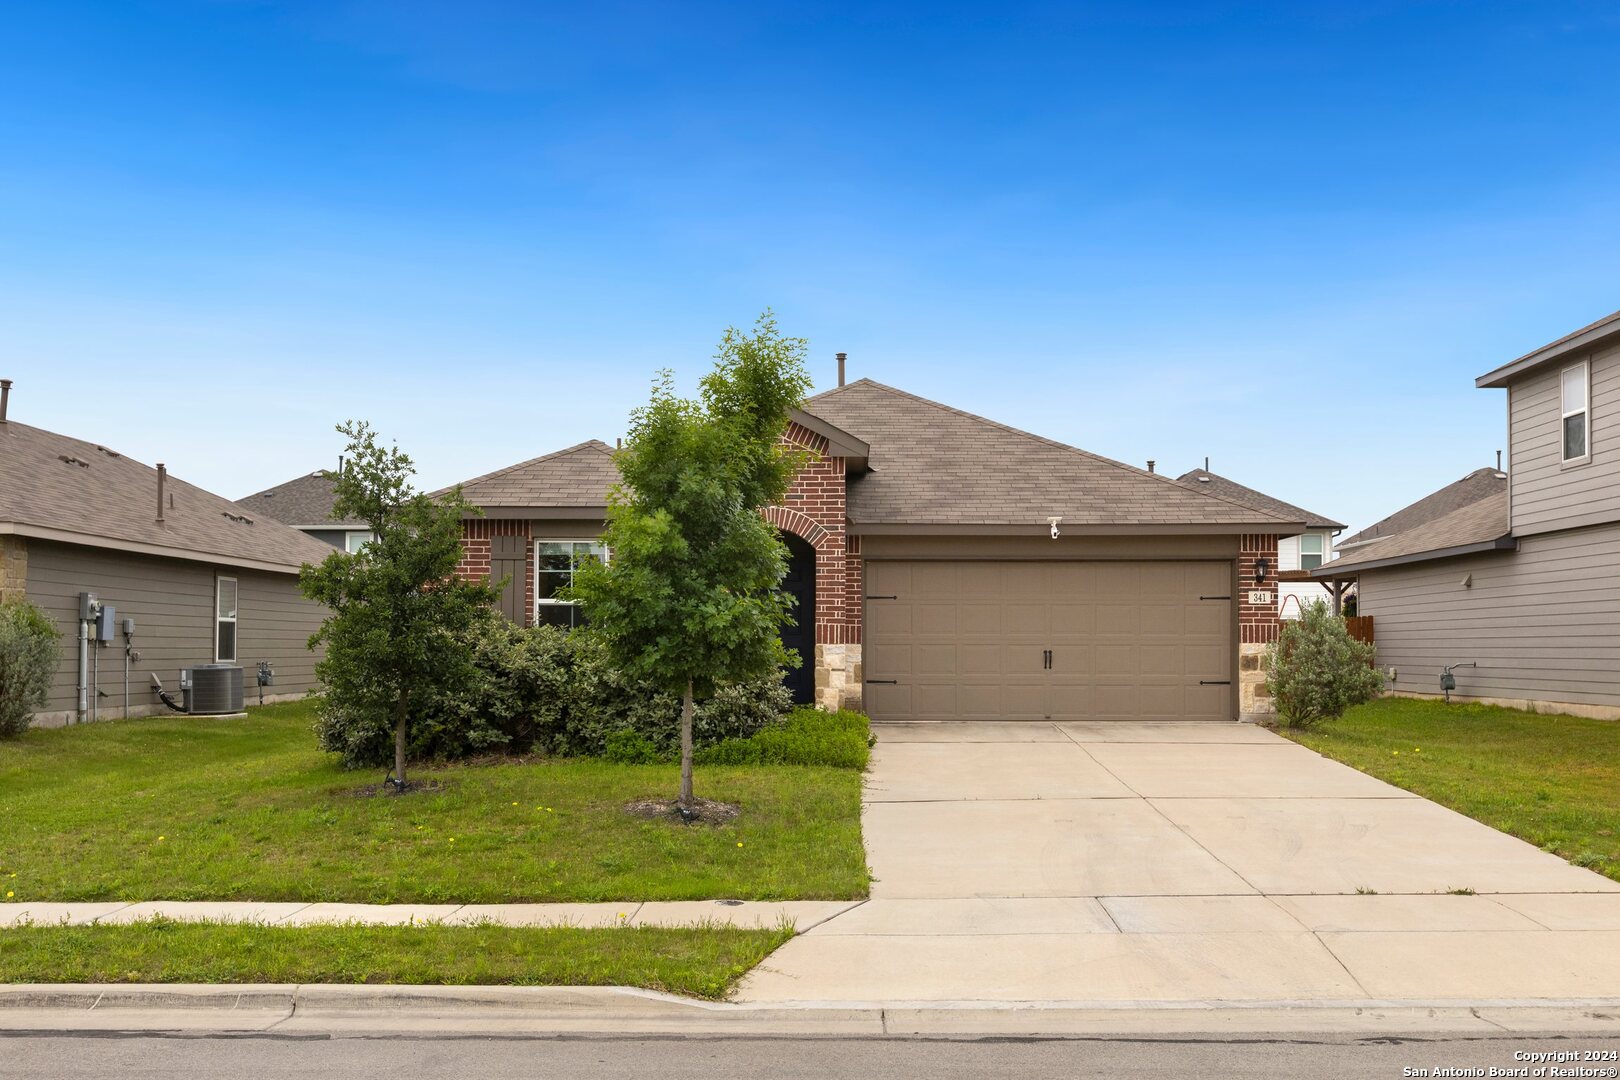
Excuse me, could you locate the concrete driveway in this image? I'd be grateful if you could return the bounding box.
[738,721,1620,1005]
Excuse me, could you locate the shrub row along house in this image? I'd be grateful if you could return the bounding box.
[1316,310,1620,718]
[0,386,330,725]
[430,374,1307,722]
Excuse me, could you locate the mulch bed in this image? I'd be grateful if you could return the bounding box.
[625,797,741,825]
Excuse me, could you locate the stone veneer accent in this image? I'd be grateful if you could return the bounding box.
[0,535,25,602]
[1237,533,1282,716]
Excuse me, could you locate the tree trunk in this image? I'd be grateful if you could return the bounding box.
[679,679,695,809]
[393,692,409,790]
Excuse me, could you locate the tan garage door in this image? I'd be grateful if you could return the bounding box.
[864,561,1233,721]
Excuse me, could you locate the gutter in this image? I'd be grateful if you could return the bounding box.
[1311,535,1517,577]
[0,522,311,575]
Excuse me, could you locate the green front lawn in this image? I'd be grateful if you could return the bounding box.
[0,700,868,903]
[0,920,790,999]
[1284,697,1620,882]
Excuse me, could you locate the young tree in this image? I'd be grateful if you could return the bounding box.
[300,422,497,788]
[1265,599,1384,729]
[568,313,813,809]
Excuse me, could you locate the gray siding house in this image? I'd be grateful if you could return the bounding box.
[0,401,332,726]
[1318,310,1620,717]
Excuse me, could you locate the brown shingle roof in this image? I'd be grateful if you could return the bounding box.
[802,380,1300,528]
[1173,469,1345,530]
[444,440,619,509]
[0,420,336,572]
[1317,491,1512,573]
[238,471,367,529]
[1336,467,1508,549]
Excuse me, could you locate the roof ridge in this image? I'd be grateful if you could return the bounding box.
[452,439,614,492]
[814,380,1295,524]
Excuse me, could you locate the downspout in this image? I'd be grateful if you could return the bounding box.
[76,618,88,723]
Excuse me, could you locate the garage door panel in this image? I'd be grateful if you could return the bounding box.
[864,560,1232,722]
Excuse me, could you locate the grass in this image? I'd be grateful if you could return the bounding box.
[1283,696,1620,883]
[0,699,868,903]
[0,919,792,998]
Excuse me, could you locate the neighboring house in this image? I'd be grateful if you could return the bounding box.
[1316,309,1620,717]
[445,377,1305,722]
[238,470,375,552]
[1173,467,1345,619]
[0,398,332,726]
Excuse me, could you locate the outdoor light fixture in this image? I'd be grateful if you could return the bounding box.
[1048,516,1062,540]
[1254,557,1270,584]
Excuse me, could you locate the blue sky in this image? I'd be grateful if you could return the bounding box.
[2,2,1618,533]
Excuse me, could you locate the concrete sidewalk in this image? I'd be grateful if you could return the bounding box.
[738,720,1620,1005]
[0,899,859,930]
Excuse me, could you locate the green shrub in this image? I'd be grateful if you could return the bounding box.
[695,708,871,769]
[1265,600,1384,729]
[378,612,795,764]
[0,596,59,738]
[602,728,661,764]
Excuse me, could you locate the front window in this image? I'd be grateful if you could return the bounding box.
[215,576,238,662]
[534,540,606,628]
[344,530,375,554]
[1299,533,1324,571]
[1562,362,1590,464]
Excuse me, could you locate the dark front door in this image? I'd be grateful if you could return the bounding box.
[779,533,817,706]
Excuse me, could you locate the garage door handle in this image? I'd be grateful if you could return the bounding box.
[865,679,898,685]
[1043,649,1052,670]
[1199,680,1231,685]
[865,594,898,600]
[1199,595,1231,601]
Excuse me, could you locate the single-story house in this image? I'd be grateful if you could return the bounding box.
[1316,309,1620,718]
[1173,467,1345,619]
[0,390,332,726]
[238,470,375,552]
[444,374,1304,722]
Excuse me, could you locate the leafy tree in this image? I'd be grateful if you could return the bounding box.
[567,313,813,808]
[1265,599,1384,729]
[299,422,497,787]
[0,595,59,737]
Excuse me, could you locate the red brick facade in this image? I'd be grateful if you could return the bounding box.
[457,517,537,623]
[767,421,862,646]
[1238,532,1284,645]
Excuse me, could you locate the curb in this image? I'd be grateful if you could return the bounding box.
[4,985,1620,1036]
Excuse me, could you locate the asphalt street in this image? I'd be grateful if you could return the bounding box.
[3,1031,1617,1080]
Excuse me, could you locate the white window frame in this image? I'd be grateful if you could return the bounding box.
[215,575,238,663]
[533,540,607,628]
[1561,360,1592,467]
[1298,532,1325,571]
[344,530,375,554]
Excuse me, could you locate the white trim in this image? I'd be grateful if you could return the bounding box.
[1560,360,1592,467]
[215,575,238,663]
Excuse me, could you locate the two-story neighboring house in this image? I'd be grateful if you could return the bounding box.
[1316,310,1620,718]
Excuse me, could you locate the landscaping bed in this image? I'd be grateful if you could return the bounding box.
[1283,696,1620,882]
[0,699,869,904]
[0,920,790,999]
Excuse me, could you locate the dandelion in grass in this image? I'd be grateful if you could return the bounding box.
[5,891,12,899]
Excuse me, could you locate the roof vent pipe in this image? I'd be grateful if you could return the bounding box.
[156,464,167,524]
[1496,449,1502,472]
[1146,460,1156,474]
[1204,456,1210,471]
[836,352,846,388]
[0,378,10,424]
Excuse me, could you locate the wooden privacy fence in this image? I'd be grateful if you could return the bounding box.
[1344,615,1374,644]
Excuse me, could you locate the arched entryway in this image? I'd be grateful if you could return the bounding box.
[779,531,817,706]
